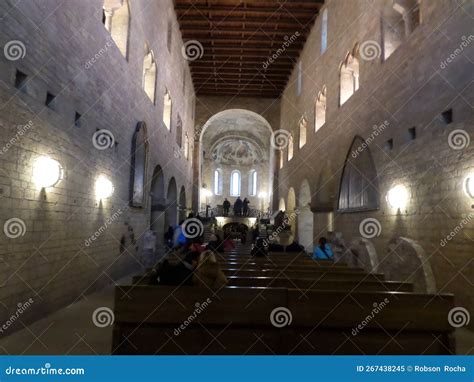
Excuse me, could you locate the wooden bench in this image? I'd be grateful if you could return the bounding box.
[112,285,455,355]
[222,269,386,281]
[227,276,413,292]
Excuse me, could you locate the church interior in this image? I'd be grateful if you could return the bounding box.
[0,0,472,355]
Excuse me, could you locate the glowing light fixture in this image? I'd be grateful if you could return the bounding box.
[387,184,409,209]
[95,175,114,200]
[464,175,474,199]
[33,156,63,189]
[258,192,267,198]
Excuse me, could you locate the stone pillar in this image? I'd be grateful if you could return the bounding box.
[192,138,201,213]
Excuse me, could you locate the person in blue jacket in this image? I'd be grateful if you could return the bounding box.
[313,237,334,259]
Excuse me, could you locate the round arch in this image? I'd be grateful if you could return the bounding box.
[150,165,165,245]
[166,177,178,228]
[298,179,314,252]
[287,187,297,237]
[179,185,187,221]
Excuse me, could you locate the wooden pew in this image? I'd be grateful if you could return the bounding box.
[227,276,413,292]
[222,269,386,281]
[111,285,455,355]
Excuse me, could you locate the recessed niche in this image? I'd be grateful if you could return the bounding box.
[384,138,394,151]
[14,70,28,92]
[441,109,453,124]
[45,92,56,108]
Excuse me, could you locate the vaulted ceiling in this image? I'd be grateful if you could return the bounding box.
[175,0,324,98]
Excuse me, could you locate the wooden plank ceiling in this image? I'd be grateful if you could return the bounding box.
[175,0,324,98]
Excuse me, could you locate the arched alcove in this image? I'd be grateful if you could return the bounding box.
[150,165,165,245]
[166,178,178,228]
[348,237,379,272]
[339,44,360,106]
[179,186,187,222]
[278,197,286,211]
[298,179,314,252]
[287,187,297,237]
[384,237,436,293]
[130,122,148,208]
[338,136,379,212]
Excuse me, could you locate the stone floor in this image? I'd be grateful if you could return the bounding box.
[0,276,472,355]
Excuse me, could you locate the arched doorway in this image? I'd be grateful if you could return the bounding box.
[298,179,314,252]
[166,177,178,228]
[150,165,165,245]
[278,197,286,211]
[179,185,187,221]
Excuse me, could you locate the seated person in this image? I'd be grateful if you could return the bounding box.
[156,251,200,286]
[250,238,268,258]
[285,241,305,253]
[189,237,206,253]
[313,237,334,260]
[207,234,224,253]
[193,250,228,289]
[223,235,236,252]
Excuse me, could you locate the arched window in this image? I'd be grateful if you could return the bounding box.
[299,117,307,148]
[339,45,359,106]
[315,85,327,132]
[321,8,328,54]
[103,0,130,58]
[176,114,182,147]
[214,169,223,195]
[288,134,294,161]
[383,0,421,59]
[296,61,303,96]
[230,170,241,197]
[130,122,148,207]
[248,170,257,196]
[142,45,157,103]
[184,133,190,160]
[163,89,172,130]
[338,136,379,211]
[279,150,284,169]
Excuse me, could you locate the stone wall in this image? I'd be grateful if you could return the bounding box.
[0,0,195,334]
[278,0,473,319]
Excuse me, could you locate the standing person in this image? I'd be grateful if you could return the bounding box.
[313,237,334,259]
[164,226,174,248]
[243,197,250,216]
[223,198,231,217]
[251,238,268,258]
[252,224,260,242]
[234,197,243,216]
